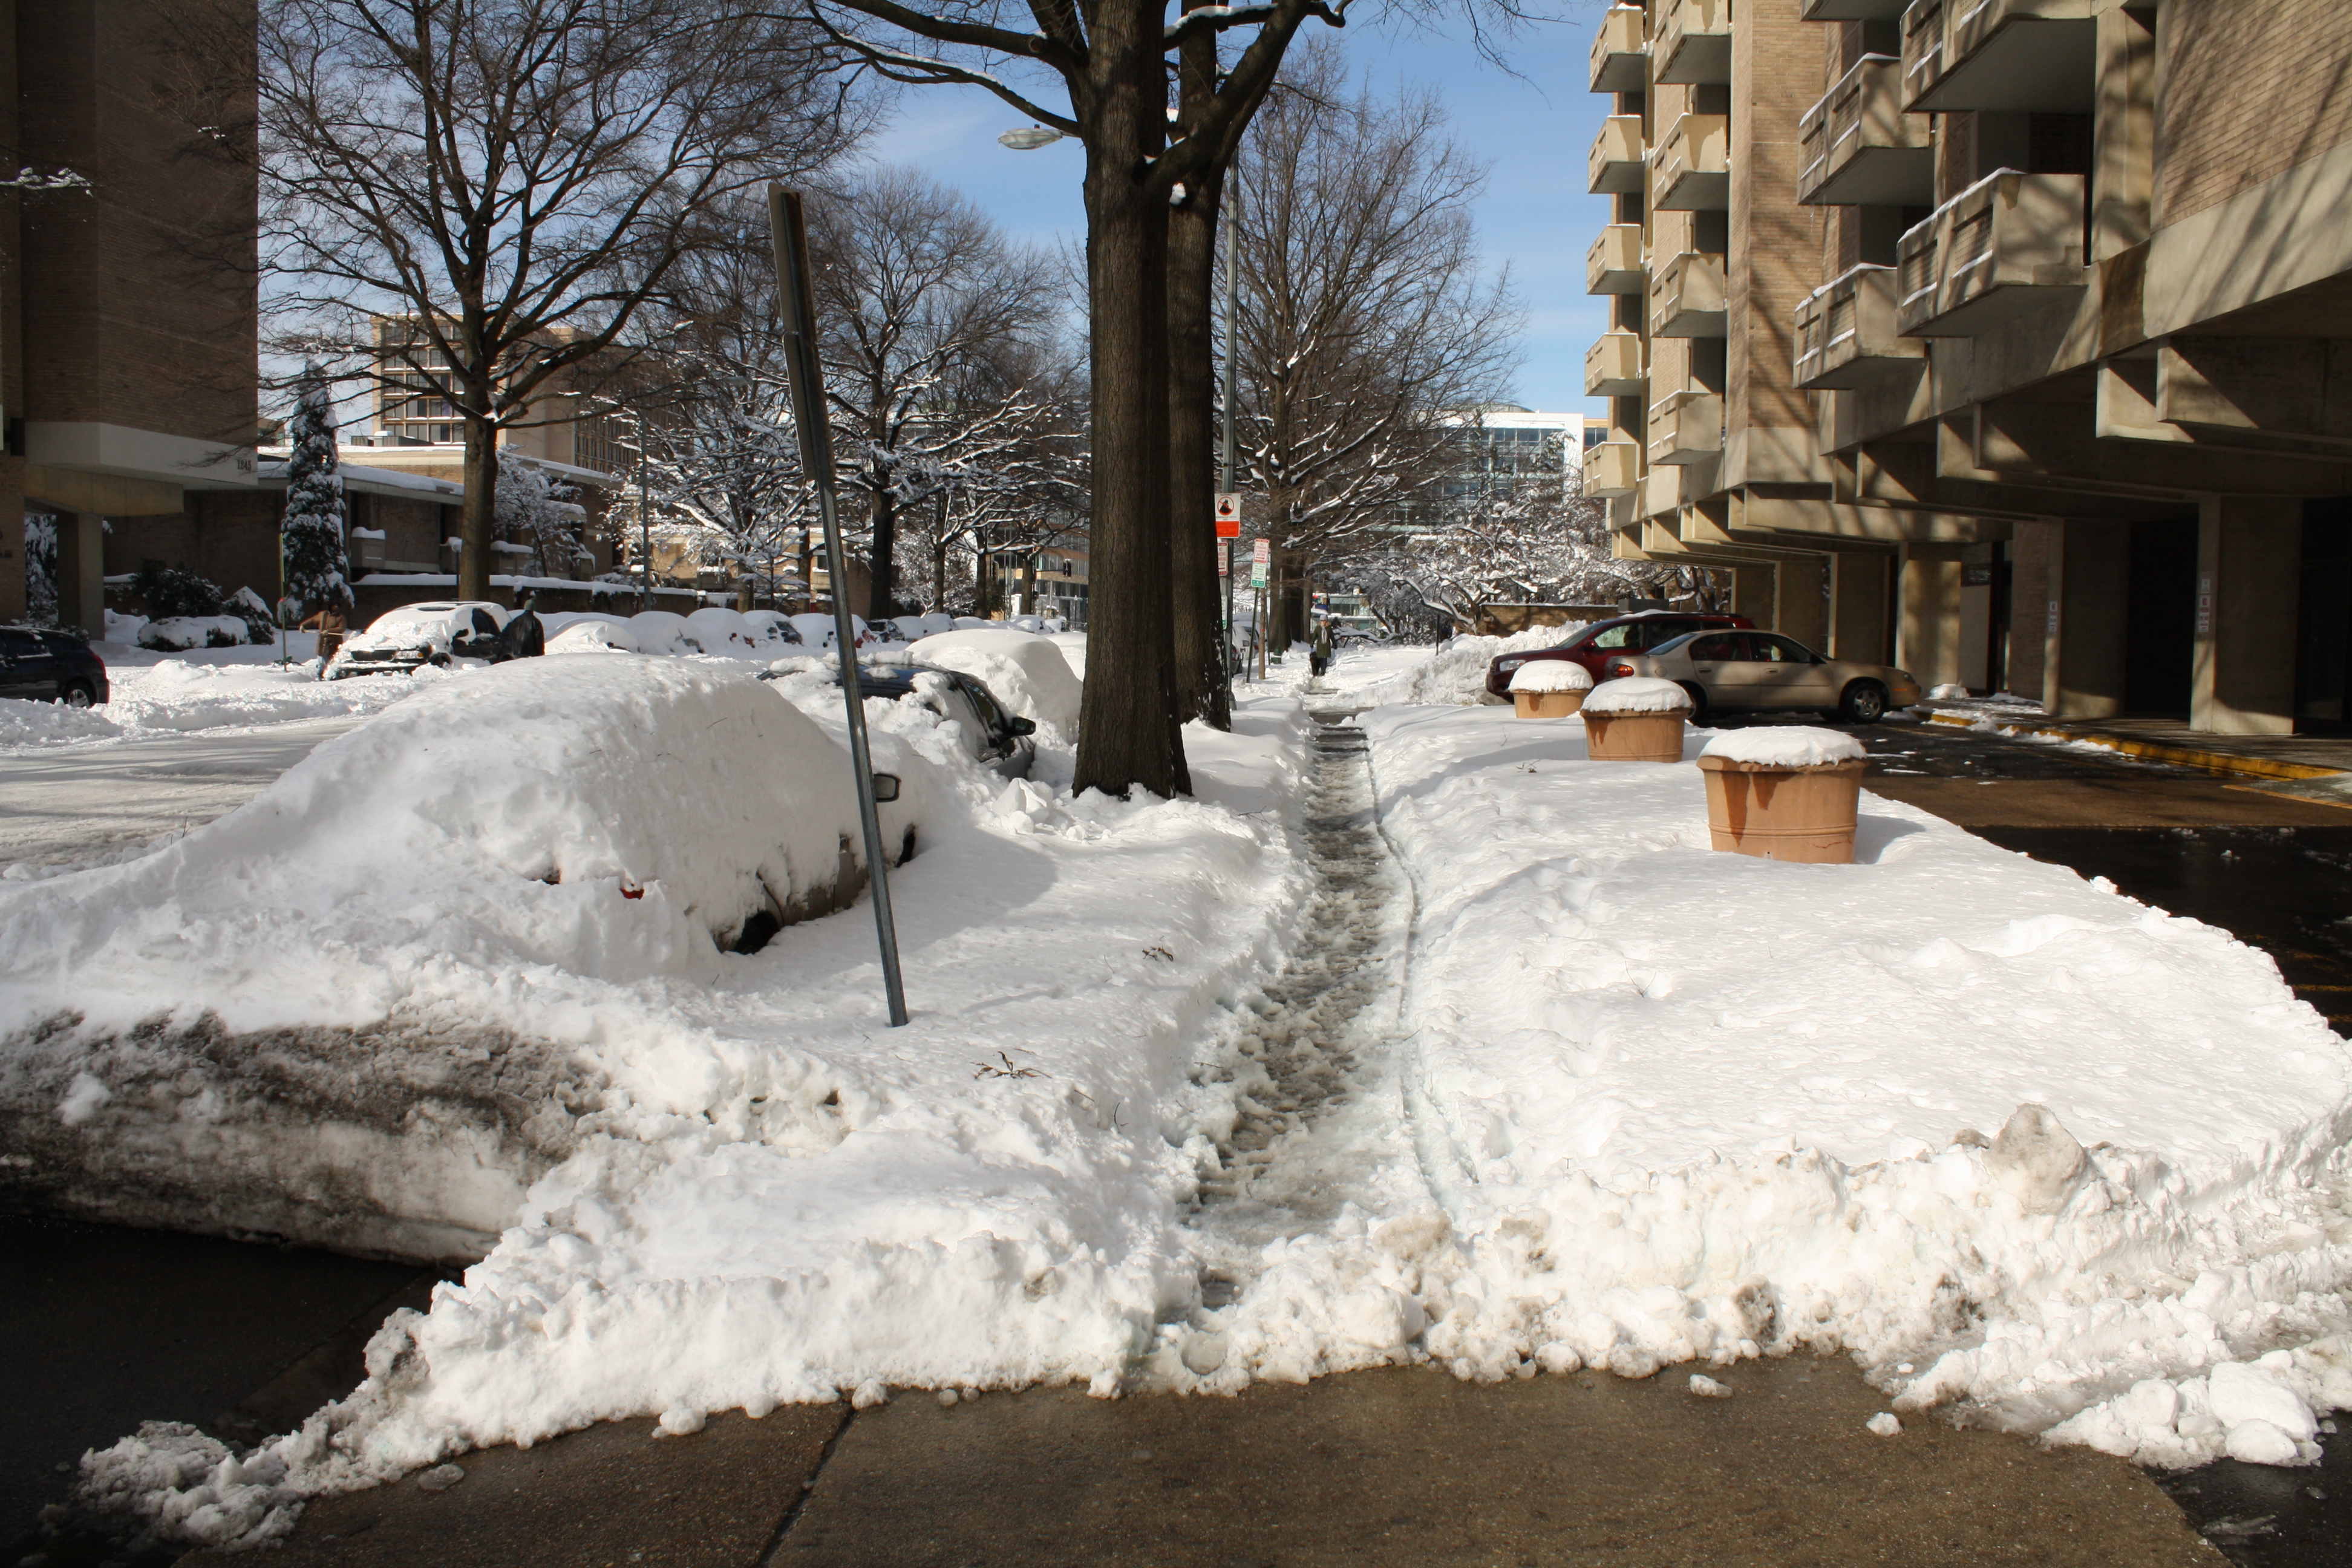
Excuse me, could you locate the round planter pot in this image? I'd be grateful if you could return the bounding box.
[1583,711,1686,762]
[1697,755,1869,863]
[1514,689,1584,719]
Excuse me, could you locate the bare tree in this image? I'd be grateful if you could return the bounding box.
[809,169,1071,618]
[250,0,865,600]
[1229,48,1520,641]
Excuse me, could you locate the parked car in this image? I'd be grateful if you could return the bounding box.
[0,624,109,707]
[1485,610,1753,700]
[324,601,515,679]
[1607,629,1921,724]
[767,659,1036,779]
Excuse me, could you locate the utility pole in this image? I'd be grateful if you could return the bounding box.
[1220,180,1240,691]
[636,413,651,613]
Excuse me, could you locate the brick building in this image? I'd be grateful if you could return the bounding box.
[1584,0,2352,733]
[0,0,264,631]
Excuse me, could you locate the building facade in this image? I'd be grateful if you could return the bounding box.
[1584,0,2352,733]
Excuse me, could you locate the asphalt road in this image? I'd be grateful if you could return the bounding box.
[0,717,365,871]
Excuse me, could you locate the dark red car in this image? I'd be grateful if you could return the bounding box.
[1483,610,1753,700]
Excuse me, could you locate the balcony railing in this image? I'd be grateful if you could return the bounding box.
[1649,250,1726,338]
[1583,439,1641,498]
[1798,55,1933,206]
[1589,114,1647,195]
[1586,331,1647,397]
[1647,390,1723,466]
[1903,0,2095,113]
[1655,0,1731,86]
[1792,266,1923,389]
[1588,5,1648,94]
[1586,224,1646,295]
[1651,113,1729,211]
[1894,170,2085,336]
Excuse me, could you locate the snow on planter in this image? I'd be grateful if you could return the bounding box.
[1581,676,1691,762]
[0,656,929,1261]
[1696,725,1869,863]
[907,629,1083,738]
[1508,659,1589,720]
[1305,702,2352,1474]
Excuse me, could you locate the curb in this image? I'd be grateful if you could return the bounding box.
[1915,709,2347,783]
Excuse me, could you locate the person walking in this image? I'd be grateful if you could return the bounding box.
[1310,616,1334,678]
[503,592,546,660]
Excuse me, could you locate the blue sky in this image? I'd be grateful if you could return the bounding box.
[856,5,1618,420]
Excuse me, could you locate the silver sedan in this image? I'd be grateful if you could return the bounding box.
[1600,629,1921,724]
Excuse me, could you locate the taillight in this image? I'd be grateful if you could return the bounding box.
[1607,660,1636,679]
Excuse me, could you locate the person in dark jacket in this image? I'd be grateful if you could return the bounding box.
[1310,617,1334,677]
[503,592,546,659]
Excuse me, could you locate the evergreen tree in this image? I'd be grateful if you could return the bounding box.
[281,365,354,613]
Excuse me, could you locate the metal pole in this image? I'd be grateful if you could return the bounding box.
[1220,179,1239,688]
[769,185,909,1027]
[637,417,650,613]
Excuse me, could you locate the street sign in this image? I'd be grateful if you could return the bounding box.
[1217,543,1229,576]
[1252,537,1270,564]
[1215,492,1243,538]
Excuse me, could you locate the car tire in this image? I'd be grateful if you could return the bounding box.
[59,681,96,709]
[1677,682,1711,724]
[1840,680,1890,724]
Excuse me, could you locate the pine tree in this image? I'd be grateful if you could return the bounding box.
[281,364,354,613]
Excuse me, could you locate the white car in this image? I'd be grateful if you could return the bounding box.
[1611,629,1921,724]
[325,601,514,679]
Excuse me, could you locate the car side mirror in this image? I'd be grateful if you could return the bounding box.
[1006,716,1036,736]
[869,773,902,803]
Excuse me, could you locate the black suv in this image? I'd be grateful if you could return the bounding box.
[0,624,110,707]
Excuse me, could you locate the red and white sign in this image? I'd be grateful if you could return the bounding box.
[1251,537,1271,564]
[1215,492,1243,538]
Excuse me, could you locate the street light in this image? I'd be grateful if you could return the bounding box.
[998,125,1067,151]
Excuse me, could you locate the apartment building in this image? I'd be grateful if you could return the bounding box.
[1583,0,2352,734]
[1,1,263,630]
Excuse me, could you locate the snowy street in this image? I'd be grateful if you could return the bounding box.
[9,636,2352,1564]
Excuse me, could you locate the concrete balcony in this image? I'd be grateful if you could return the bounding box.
[1798,55,1933,207]
[1792,266,1924,389]
[1588,5,1648,95]
[1651,113,1729,211]
[1589,114,1647,195]
[1647,390,1723,466]
[1802,0,1906,16]
[1655,0,1731,85]
[1585,330,1647,397]
[1586,224,1646,295]
[1648,250,1726,338]
[1583,439,1641,498]
[1903,0,2094,113]
[1894,171,2085,337]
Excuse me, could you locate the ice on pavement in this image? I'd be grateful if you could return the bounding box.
[1698,726,1866,767]
[27,633,2352,1550]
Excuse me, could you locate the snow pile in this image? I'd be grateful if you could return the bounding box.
[0,655,451,747]
[1581,676,1692,714]
[1232,703,2352,1471]
[0,656,931,1258]
[1353,626,1573,708]
[1698,727,1865,767]
[0,699,125,746]
[544,618,640,655]
[1507,661,1592,694]
[907,630,1083,738]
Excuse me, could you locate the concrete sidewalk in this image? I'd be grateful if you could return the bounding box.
[1911,701,2352,784]
[181,1359,2224,1568]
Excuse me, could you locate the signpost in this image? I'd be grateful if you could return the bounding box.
[1250,537,1271,679]
[1215,492,1242,538]
[768,185,909,1028]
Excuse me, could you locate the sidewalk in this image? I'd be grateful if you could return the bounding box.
[1913,698,2352,785]
[181,1358,2226,1567]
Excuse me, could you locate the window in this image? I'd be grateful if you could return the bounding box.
[1589,624,1635,649]
[1753,635,1817,664]
[1688,632,1746,661]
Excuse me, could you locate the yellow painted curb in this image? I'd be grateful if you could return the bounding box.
[1915,707,2345,781]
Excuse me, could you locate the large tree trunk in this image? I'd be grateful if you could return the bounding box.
[1072,24,1185,799]
[1166,21,1232,732]
[867,478,897,619]
[460,406,495,603]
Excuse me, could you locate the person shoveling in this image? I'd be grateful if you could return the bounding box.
[502,592,546,660]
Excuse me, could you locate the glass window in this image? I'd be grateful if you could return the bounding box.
[1754,635,1817,664]
[1589,624,1635,648]
[1688,632,1747,661]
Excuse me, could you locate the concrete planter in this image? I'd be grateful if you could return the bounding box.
[1583,711,1686,762]
[1697,755,1869,863]
[1515,689,1585,719]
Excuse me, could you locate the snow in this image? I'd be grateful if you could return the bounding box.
[0,644,452,750]
[1506,660,1592,694]
[1346,628,1566,708]
[140,615,254,652]
[1867,1413,1903,1437]
[906,630,1083,738]
[1698,727,1866,768]
[1580,675,1693,714]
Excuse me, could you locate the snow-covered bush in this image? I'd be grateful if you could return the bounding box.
[139,616,251,651]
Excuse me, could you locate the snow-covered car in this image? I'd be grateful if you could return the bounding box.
[1610,629,1921,724]
[325,601,514,679]
[786,612,872,651]
[768,659,1036,778]
[0,623,109,706]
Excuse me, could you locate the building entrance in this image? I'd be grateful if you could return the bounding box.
[2124,518,2197,719]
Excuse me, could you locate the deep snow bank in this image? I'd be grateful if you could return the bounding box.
[0,657,927,1258]
[1335,704,2352,1468]
[906,630,1083,739]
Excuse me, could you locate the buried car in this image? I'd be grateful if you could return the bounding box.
[325,601,515,679]
[766,658,1036,778]
[1606,629,1920,724]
